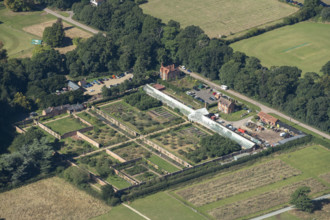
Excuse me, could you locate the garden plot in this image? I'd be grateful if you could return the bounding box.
[58,137,96,157]
[135,171,159,182]
[112,143,150,161]
[101,102,182,134]
[176,160,301,207]
[46,116,88,135]
[147,154,180,173]
[151,125,209,163]
[77,112,128,146]
[76,151,119,175]
[120,160,162,183]
[76,151,131,189]
[147,107,178,123]
[208,178,326,220]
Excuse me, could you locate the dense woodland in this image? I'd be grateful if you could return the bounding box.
[123,90,162,110]
[0,0,329,192]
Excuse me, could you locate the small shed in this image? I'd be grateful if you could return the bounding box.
[68,81,80,91]
[257,112,278,126]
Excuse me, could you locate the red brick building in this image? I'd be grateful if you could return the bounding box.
[160,64,180,81]
[258,111,279,126]
[218,97,235,114]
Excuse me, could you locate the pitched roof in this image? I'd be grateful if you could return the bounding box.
[68,81,80,91]
[160,64,178,75]
[152,83,165,90]
[258,111,278,124]
[219,97,233,107]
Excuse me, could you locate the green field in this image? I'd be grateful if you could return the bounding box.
[92,205,145,220]
[130,192,206,220]
[0,3,53,57]
[46,116,88,135]
[140,0,297,38]
[231,22,330,75]
[147,154,181,173]
[173,145,330,219]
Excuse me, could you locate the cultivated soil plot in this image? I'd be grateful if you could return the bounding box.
[45,116,88,135]
[77,112,128,146]
[176,160,301,207]
[141,0,297,37]
[101,102,182,134]
[208,178,326,220]
[151,125,209,162]
[112,143,150,161]
[0,177,110,220]
[231,22,330,75]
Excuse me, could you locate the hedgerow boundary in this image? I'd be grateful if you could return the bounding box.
[118,135,324,201]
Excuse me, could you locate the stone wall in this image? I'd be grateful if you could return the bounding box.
[72,113,93,127]
[142,138,192,168]
[35,120,61,139]
[61,126,93,139]
[15,126,25,134]
[113,167,140,185]
[77,131,100,148]
[105,149,126,163]
[92,106,138,137]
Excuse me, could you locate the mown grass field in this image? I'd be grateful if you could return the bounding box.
[0,2,53,57]
[173,145,330,219]
[0,177,110,220]
[147,154,181,173]
[140,0,297,38]
[129,192,207,220]
[231,22,330,75]
[46,116,88,135]
[92,205,145,220]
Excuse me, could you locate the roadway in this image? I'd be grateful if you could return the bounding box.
[43,8,100,34]
[180,68,330,140]
[251,193,330,220]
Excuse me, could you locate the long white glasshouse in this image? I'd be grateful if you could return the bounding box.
[143,84,255,149]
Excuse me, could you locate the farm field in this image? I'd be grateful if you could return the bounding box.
[0,177,110,220]
[177,159,301,207]
[174,145,330,219]
[46,116,88,135]
[101,101,183,134]
[0,2,53,57]
[231,22,330,75]
[140,0,297,38]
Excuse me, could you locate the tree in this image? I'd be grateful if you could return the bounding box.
[321,8,330,21]
[321,61,330,75]
[290,186,314,213]
[0,41,8,63]
[43,18,65,47]
[4,0,33,12]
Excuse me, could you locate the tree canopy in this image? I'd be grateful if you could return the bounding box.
[290,186,314,213]
[43,18,65,48]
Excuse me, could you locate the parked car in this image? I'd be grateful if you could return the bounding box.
[187,69,192,73]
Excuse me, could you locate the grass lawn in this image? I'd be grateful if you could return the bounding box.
[0,3,54,57]
[231,22,330,75]
[0,177,110,220]
[92,205,145,220]
[147,154,181,173]
[140,0,297,38]
[106,175,131,189]
[269,113,330,145]
[129,191,207,220]
[46,116,88,135]
[215,109,255,121]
